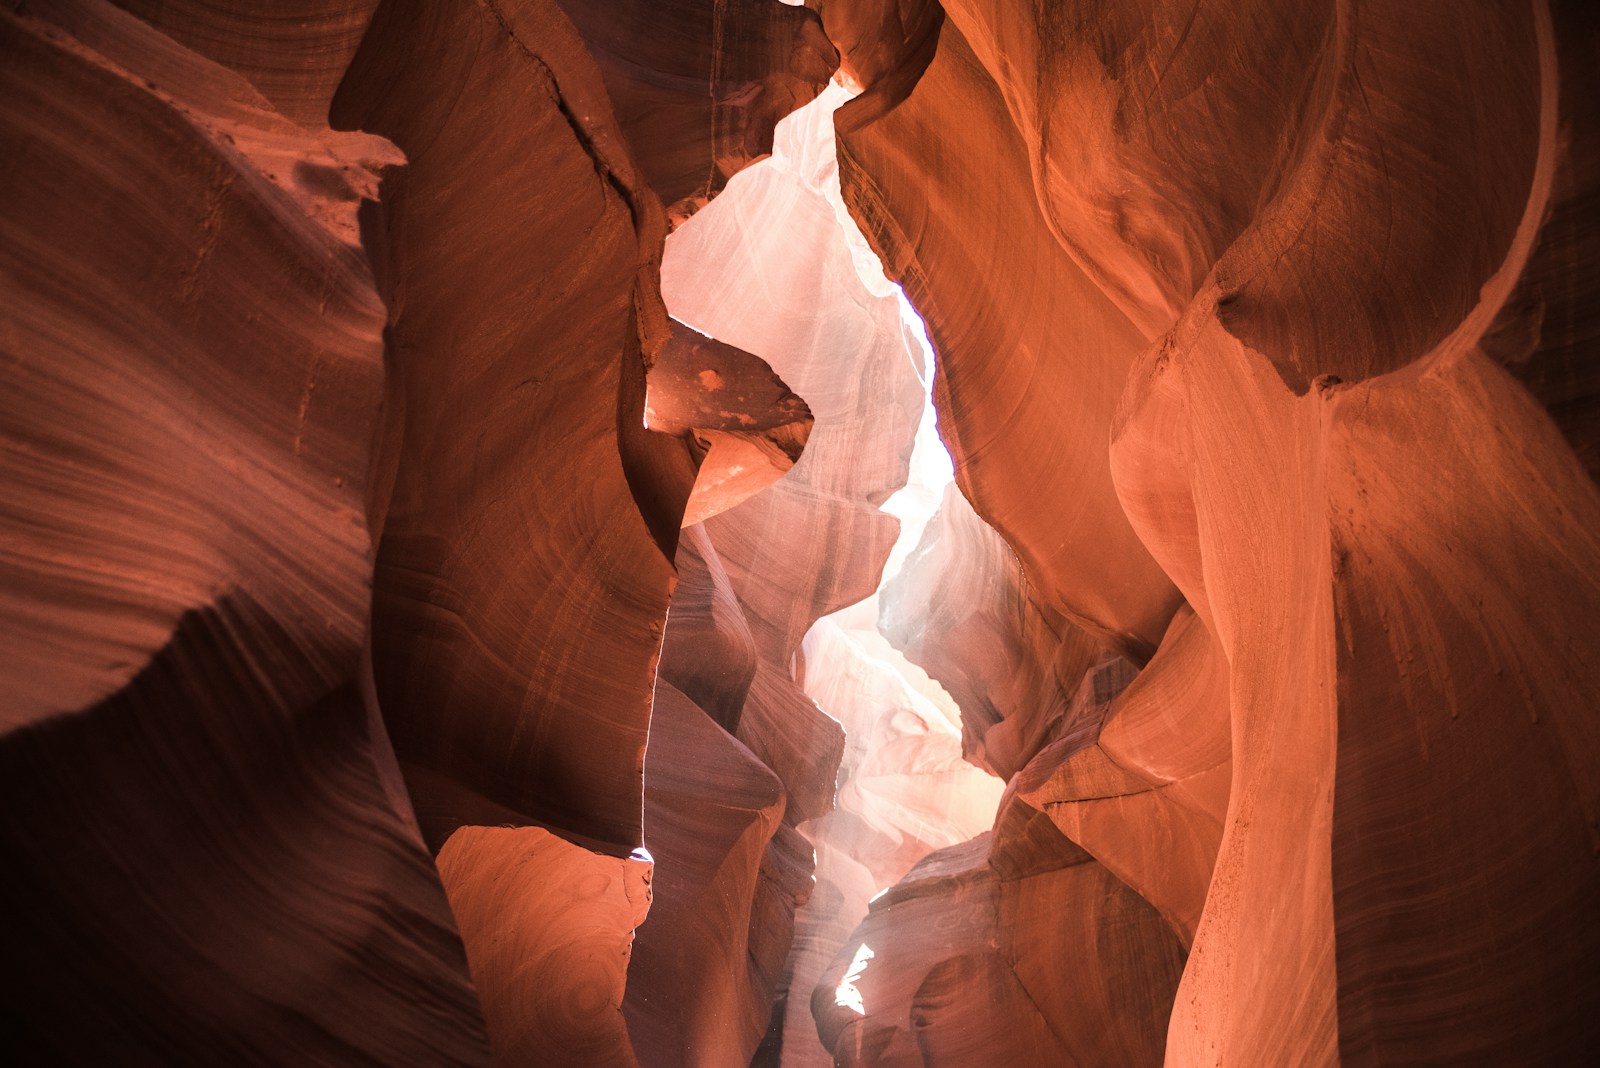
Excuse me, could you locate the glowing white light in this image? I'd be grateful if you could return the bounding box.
[834,942,875,1015]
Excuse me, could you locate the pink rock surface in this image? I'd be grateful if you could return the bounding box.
[7,1,1600,1063]
[0,4,485,1061]
[438,825,651,1067]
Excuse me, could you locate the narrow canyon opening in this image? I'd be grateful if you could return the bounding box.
[645,81,1008,1064]
[5,2,1598,1065]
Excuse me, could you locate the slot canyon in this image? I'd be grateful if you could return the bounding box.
[3,0,1599,1064]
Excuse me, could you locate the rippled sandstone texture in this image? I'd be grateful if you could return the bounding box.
[3,0,830,1064]
[0,2,488,1061]
[5,0,1599,1065]
[828,0,1600,1064]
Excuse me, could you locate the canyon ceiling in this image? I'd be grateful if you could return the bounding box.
[2,1,1598,1066]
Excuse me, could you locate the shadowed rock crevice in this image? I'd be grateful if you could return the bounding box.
[4,1,1599,1064]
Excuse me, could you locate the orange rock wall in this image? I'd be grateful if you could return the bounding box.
[4,1,1598,1064]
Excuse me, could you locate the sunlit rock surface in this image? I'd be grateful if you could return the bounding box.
[881,483,1104,781]
[782,604,1002,1068]
[832,1,1600,1063]
[5,0,1600,1064]
[625,82,940,1068]
[438,825,651,1067]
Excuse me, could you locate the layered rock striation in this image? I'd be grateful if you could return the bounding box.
[827,1,1600,1063]
[4,1,1598,1065]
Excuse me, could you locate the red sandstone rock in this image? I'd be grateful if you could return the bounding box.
[0,4,485,1061]
[8,1,1600,1063]
[332,0,688,855]
[833,2,1600,1063]
[557,0,837,224]
[438,825,651,1067]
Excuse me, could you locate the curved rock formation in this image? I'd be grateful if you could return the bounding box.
[105,0,380,125]
[332,0,687,855]
[0,3,486,1061]
[1010,604,1228,946]
[7,0,1600,1064]
[438,824,651,1067]
[831,9,1183,661]
[625,681,787,1067]
[881,482,1104,780]
[557,0,837,224]
[832,1,1600,1063]
[812,830,1185,1067]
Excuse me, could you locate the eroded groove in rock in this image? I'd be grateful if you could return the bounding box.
[0,5,485,1060]
[3,1,395,727]
[833,13,1183,660]
[555,0,837,224]
[331,0,688,855]
[1323,349,1600,1063]
[829,1,1600,1064]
